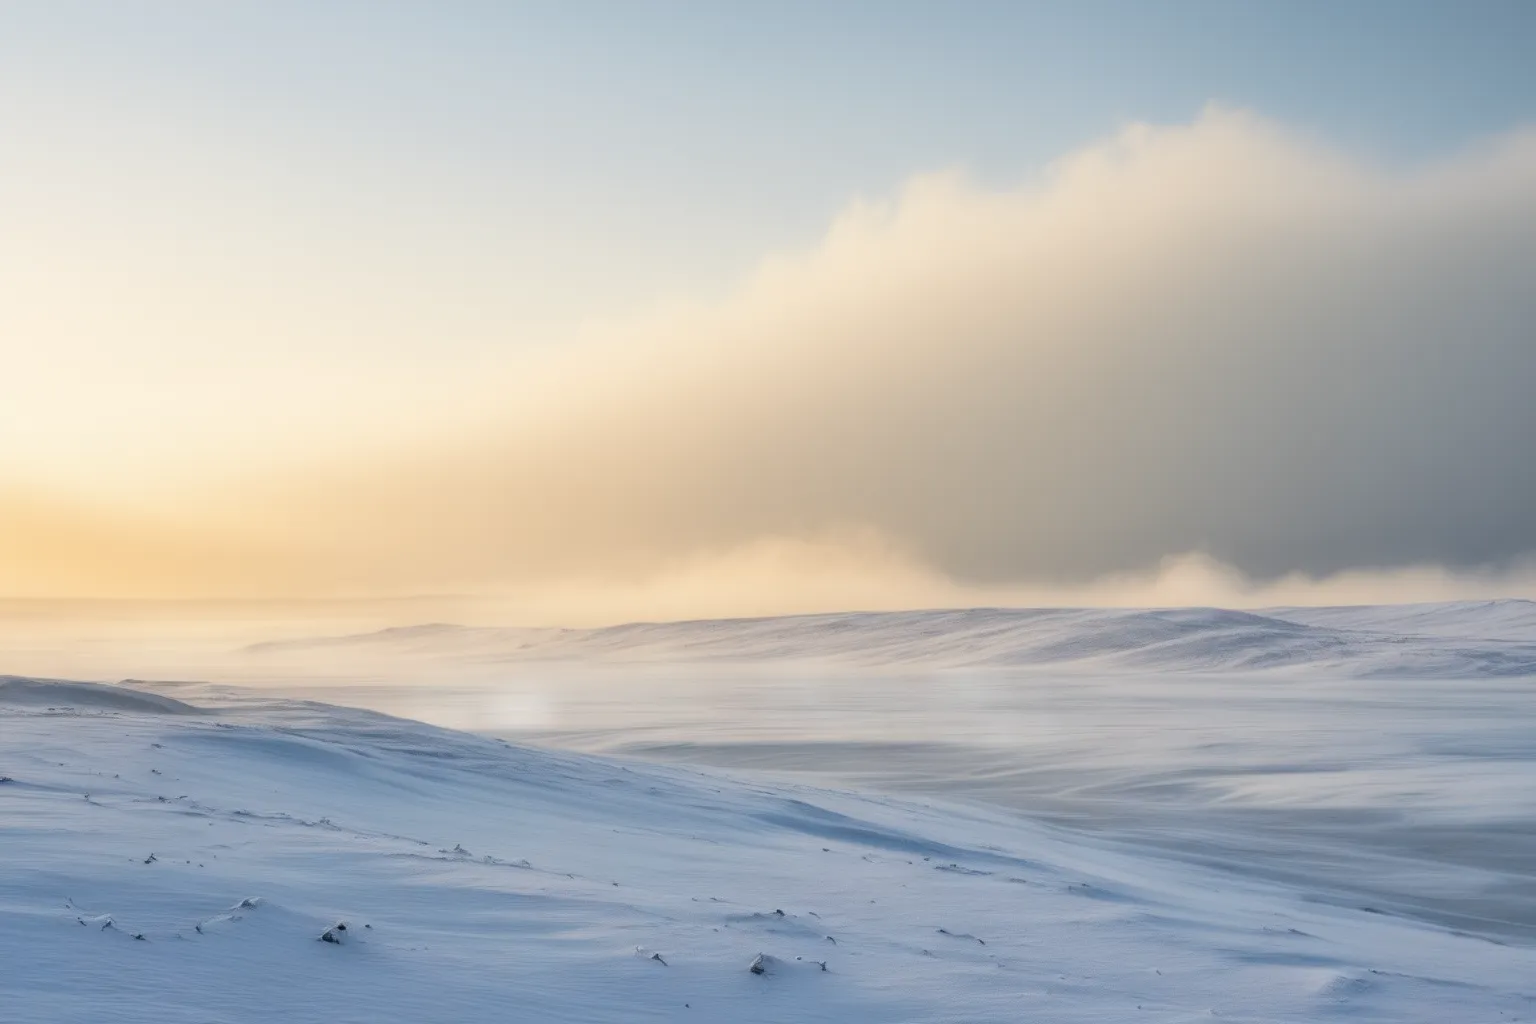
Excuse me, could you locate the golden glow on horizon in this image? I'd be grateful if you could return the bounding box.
[4,110,1536,613]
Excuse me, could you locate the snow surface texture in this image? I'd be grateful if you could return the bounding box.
[241,600,1536,675]
[223,601,1536,945]
[3,678,1533,1024]
[3,602,1535,1021]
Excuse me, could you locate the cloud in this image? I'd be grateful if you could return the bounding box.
[9,108,1536,611]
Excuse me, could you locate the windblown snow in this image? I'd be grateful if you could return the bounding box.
[4,601,1535,1021]
[242,601,1536,676]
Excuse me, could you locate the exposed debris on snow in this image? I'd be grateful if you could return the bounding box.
[936,928,985,945]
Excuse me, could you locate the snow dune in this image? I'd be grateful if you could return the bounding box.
[220,600,1536,948]
[1270,599,1536,641]
[0,675,201,715]
[243,600,1536,677]
[3,679,1533,1023]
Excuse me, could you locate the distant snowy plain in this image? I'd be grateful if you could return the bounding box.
[3,601,1535,1021]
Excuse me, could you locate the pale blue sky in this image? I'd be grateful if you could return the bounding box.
[4,1,1532,321]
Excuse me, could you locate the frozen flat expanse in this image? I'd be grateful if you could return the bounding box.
[3,601,1535,1021]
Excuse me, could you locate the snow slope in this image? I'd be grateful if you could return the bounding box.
[210,601,1536,948]
[3,677,1533,1023]
[1268,599,1536,642]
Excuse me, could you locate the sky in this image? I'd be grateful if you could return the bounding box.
[2,1,1535,616]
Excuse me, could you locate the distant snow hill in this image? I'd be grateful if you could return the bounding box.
[243,599,1536,676]
[3,679,1532,1023]
[0,675,202,714]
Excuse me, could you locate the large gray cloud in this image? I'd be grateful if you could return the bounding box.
[10,109,1536,607]
[277,109,1535,591]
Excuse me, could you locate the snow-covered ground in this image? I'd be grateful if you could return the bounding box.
[4,602,1535,1021]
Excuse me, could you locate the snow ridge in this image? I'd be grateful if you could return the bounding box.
[244,600,1536,676]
